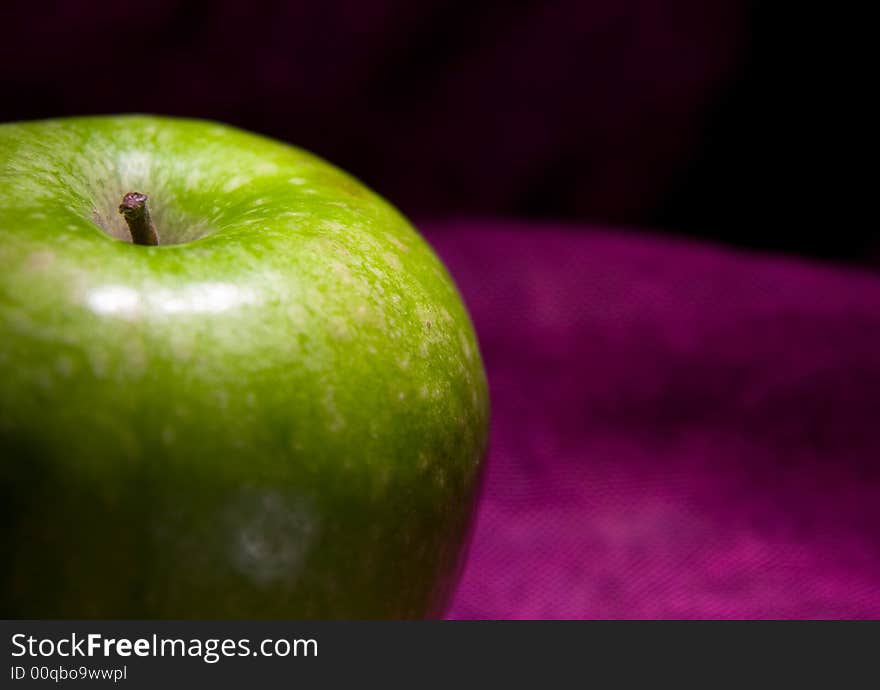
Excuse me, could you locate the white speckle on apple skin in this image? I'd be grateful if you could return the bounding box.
[88,349,108,379]
[169,330,195,361]
[417,452,430,472]
[384,234,409,253]
[25,251,55,272]
[321,220,346,233]
[35,369,52,390]
[330,317,350,340]
[54,355,74,378]
[382,252,402,271]
[322,387,345,433]
[330,262,354,284]
[286,303,307,327]
[459,332,473,360]
[125,339,147,378]
[222,175,247,193]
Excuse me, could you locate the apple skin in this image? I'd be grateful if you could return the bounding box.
[0,116,489,618]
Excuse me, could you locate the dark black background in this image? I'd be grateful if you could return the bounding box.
[0,1,873,265]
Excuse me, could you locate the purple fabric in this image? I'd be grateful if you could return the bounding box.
[422,221,880,619]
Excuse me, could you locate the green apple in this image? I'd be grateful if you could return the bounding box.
[0,115,489,618]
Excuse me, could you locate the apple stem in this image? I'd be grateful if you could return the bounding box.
[119,192,160,246]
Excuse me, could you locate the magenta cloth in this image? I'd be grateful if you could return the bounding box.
[421,220,880,619]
